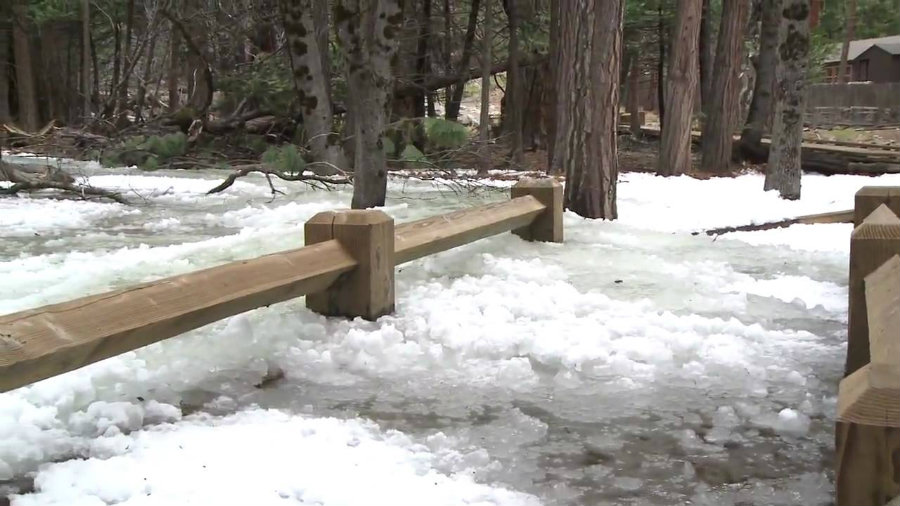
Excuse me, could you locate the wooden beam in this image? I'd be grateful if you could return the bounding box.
[394,196,545,265]
[305,210,395,321]
[0,240,356,393]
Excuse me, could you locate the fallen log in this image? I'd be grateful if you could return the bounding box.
[700,209,854,236]
[0,160,128,204]
[626,125,900,174]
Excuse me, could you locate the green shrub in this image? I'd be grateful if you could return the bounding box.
[424,118,470,150]
[263,145,306,174]
[144,133,188,160]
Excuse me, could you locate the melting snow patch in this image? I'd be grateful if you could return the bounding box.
[13,409,540,506]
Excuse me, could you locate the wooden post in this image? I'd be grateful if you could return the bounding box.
[305,210,395,320]
[838,255,900,427]
[836,204,900,506]
[510,178,563,242]
[855,186,900,227]
[846,205,900,376]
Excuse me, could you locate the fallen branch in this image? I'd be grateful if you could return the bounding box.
[207,164,351,195]
[0,161,129,204]
[0,180,131,205]
[700,209,854,236]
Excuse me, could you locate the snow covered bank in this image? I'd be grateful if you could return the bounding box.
[2,163,898,505]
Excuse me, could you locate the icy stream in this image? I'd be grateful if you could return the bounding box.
[3,154,899,505]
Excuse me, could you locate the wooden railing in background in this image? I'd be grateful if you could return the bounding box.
[0,178,563,393]
[836,186,900,506]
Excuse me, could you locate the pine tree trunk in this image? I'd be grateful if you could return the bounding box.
[135,26,158,122]
[167,26,180,112]
[559,0,623,220]
[505,0,524,165]
[81,0,91,121]
[281,0,346,174]
[12,0,39,132]
[627,54,642,136]
[414,0,433,119]
[446,0,481,121]
[658,0,701,177]
[699,0,748,173]
[442,0,452,113]
[546,0,559,170]
[0,15,11,125]
[109,21,121,112]
[117,0,135,117]
[764,0,809,200]
[740,0,779,160]
[478,0,492,174]
[337,0,404,209]
[837,0,856,84]
[656,3,666,125]
[698,0,713,114]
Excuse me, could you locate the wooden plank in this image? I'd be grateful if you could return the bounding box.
[394,196,545,265]
[846,205,900,376]
[0,240,356,392]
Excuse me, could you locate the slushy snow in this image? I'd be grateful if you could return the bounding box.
[3,153,898,505]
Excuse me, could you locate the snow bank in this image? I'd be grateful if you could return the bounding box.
[13,409,539,506]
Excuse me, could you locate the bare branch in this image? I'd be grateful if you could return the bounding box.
[206,164,351,195]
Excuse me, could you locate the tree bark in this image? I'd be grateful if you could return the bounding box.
[740,0,779,160]
[505,0,524,164]
[699,0,748,173]
[764,0,810,200]
[446,0,481,121]
[167,25,180,112]
[442,0,452,113]
[135,21,158,122]
[117,0,135,117]
[698,0,713,115]
[336,0,404,209]
[658,0,702,177]
[479,0,493,174]
[414,0,433,119]
[82,0,91,121]
[837,0,856,84]
[0,13,11,125]
[558,0,623,219]
[627,53,642,136]
[281,0,346,174]
[12,0,39,132]
[546,0,559,169]
[657,2,666,126]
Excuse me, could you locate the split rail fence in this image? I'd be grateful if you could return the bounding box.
[0,178,563,393]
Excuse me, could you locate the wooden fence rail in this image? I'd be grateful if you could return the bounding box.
[0,178,563,393]
[836,186,900,506]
